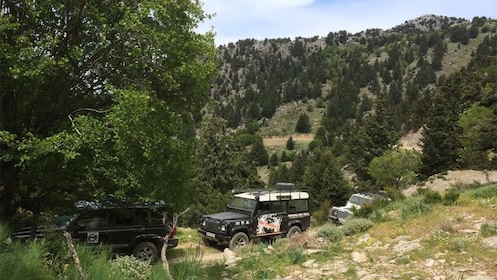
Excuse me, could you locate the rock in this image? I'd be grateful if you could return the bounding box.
[223,248,241,267]
[357,234,370,244]
[352,251,368,263]
[393,239,422,253]
[424,258,435,267]
[302,259,317,268]
[359,274,380,280]
[482,236,497,249]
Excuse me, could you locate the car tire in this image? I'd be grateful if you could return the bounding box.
[202,236,218,247]
[229,232,249,250]
[286,225,302,238]
[133,241,159,263]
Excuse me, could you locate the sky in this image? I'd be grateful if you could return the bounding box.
[196,0,497,46]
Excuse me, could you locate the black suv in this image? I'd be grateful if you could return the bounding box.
[198,183,310,250]
[12,200,178,263]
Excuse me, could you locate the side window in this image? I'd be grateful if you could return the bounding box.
[145,209,166,226]
[258,201,286,214]
[76,211,111,230]
[288,199,308,213]
[114,209,137,228]
[272,201,285,213]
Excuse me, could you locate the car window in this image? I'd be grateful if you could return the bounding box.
[258,201,285,214]
[76,211,111,230]
[288,199,308,213]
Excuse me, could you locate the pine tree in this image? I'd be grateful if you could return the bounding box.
[420,74,464,177]
[250,140,269,166]
[295,113,312,133]
[286,136,295,150]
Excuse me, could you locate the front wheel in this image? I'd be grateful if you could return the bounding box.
[229,232,249,250]
[202,237,217,247]
[133,241,159,263]
[286,225,302,238]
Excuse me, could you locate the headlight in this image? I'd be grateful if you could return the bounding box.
[201,220,206,227]
[220,224,227,232]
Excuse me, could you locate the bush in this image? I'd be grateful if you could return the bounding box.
[316,224,344,242]
[341,218,374,236]
[311,200,332,226]
[111,256,152,280]
[384,186,405,201]
[471,184,497,199]
[417,188,442,205]
[354,198,390,219]
[481,222,497,237]
[400,196,431,220]
[443,188,460,205]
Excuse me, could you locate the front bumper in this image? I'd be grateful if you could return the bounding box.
[197,228,230,244]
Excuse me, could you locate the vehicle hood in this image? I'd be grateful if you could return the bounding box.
[203,211,250,221]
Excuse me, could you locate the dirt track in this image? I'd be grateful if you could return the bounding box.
[262,134,314,146]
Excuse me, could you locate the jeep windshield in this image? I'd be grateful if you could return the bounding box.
[227,196,257,212]
[349,195,372,206]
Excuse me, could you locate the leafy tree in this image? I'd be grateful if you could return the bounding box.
[367,149,421,189]
[0,0,216,222]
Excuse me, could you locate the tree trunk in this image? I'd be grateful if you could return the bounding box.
[64,231,85,280]
[161,208,190,280]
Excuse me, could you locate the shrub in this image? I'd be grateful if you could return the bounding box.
[111,256,152,280]
[443,188,460,205]
[354,197,390,219]
[481,222,497,237]
[384,186,405,201]
[316,224,344,242]
[419,188,443,205]
[400,196,431,220]
[471,184,497,199]
[341,218,374,236]
[312,200,332,226]
[287,248,305,264]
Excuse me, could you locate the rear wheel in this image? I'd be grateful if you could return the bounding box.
[286,226,302,238]
[133,241,158,263]
[229,232,249,250]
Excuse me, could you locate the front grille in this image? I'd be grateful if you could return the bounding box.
[203,218,220,233]
[337,210,351,220]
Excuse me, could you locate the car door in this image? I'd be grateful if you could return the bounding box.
[71,210,111,246]
[109,208,144,250]
[255,201,285,236]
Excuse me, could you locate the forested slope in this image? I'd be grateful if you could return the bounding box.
[199,14,497,215]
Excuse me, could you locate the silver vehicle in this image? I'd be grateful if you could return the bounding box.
[329,192,386,224]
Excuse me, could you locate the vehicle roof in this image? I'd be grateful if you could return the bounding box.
[234,190,309,202]
[75,200,172,210]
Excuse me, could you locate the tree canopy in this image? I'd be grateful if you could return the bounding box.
[0,0,216,221]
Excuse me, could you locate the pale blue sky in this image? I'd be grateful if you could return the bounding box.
[197,0,497,46]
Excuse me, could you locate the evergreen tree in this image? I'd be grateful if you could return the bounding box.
[286,136,295,150]
[289,151,308,185]
[295,113,312,133]
[269,153,279,167]
[303,148,351,211]
[250,140,269,166]
[420,74,464,177]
